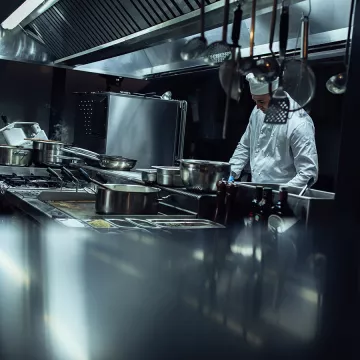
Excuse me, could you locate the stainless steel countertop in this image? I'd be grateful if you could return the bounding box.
[0,166,325,359]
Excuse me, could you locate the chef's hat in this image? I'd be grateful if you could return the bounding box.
[246,73,279,95]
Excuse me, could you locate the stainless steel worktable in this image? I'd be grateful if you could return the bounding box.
[0,167,321,359]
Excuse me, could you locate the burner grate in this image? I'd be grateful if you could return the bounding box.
[0,173,88,189]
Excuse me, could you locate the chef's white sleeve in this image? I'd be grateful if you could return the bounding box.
[286,121,319,187]
[229,122,251,178]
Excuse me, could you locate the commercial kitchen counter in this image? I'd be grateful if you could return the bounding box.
[0,166,328,359]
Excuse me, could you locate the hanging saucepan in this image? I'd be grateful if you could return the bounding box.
[77,168,167,215]
[62,147,137,171]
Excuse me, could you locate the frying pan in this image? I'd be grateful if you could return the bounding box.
[62,147,137,171]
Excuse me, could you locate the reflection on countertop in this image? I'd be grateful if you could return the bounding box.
[0,211,323,359]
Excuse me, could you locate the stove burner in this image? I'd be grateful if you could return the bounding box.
[0,173,87,189]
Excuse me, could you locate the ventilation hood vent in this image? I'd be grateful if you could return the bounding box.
[0,0,352,78]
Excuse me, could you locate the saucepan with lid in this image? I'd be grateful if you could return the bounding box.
[31,139,64,166]
[78,168,165,215]
[0,145,33,166]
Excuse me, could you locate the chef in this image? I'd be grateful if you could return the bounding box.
[229,73,318,187]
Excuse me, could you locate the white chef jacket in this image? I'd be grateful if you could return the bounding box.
[229,97,318,187]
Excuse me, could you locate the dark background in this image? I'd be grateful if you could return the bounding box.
[0,58,344,192]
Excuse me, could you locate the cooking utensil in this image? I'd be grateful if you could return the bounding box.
[32,140,64,166]
[326,0,355,94]
[298,177,315,196]
[46,167,64,191]
[78,168,112,191]
[97,184,162,215]
[0,145,33,166]
[61,166,78,183]
[98,154,137,171]
[139,170,157,185]
[180,159,231,193]
[52,155,84,166]
[47,167,62,181]
[219,2,243,101]
[240,0,258,75]
[62,147,137,171]
[152,166,183,187]
[220,3,244,139]
[283,0,316,111]
[203,0,231,65]
[264,0,290,124]
[255,0,280,83]
[181,0,207,60]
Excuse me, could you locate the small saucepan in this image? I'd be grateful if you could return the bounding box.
[78,168,165,215]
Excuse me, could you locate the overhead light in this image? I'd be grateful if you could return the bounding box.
[1,0,44,30]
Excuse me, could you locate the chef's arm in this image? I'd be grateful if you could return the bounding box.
[286,121,319,187]
[229,123,251,179]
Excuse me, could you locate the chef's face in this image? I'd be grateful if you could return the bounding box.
[252,94,271,113]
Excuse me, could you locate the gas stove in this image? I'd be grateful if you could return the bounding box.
[0,166,89,193]
[0,173,88,189]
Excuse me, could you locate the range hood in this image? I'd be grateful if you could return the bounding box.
[0,0,352,78]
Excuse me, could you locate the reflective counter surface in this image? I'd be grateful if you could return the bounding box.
[0,209,325,360]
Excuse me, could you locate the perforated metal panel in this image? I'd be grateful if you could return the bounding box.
[27,0,222,60]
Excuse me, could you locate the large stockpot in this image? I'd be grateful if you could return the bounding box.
[0,145,32,166]
[32,140,64,165]
[95,184,162,215]
[180,159,231,193]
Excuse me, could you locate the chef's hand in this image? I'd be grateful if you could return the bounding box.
[228,175,235,182]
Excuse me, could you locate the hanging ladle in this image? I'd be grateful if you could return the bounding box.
[181,0,207,60]
[326,0,355,95]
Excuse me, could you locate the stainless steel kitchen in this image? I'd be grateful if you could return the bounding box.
[0,0,358,359]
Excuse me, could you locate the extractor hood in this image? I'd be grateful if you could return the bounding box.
[0,0,352,78]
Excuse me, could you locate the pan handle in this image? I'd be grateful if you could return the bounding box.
[279,2,289,60]
[63,147,100,161]
[232,3,243,46]
[156,195,172,202]
[301,15,309,61]
[78,167,112,191]
[47,167,62,181]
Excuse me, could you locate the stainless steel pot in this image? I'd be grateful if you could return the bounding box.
[0,145,32,166]
[180,159,231,193]
[32,140,64,165]
[152,166,183,187]
[139,170,157,184]
[95,184,162,215]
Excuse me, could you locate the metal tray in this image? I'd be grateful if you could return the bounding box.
[146,218,225,229]
[125,218,160,229]
[106,219,138,228]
